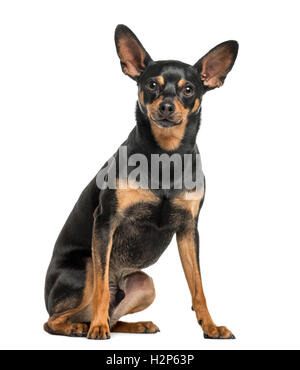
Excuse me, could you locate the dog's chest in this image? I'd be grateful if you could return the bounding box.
[110,195,187,270]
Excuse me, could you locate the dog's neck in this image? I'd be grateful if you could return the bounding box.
[134,103,201,154]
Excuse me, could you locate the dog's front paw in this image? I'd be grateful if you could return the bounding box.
[200,321,235,339]
[87,322,111,340]
[70,323,89,337]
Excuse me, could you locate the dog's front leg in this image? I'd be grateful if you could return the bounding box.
[87,205,116,340]
[176,228,235,339]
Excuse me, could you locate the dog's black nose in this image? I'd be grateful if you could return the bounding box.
[158,100,175,118]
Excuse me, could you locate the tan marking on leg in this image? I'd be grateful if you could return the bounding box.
[177,232,218,337]
[88,222,117,340]
[89,184,158,340]
[112,321,159,333]
[44,321,89,337]
[177,231,205,313]
[89,273,111,338]
[177,228,234,339]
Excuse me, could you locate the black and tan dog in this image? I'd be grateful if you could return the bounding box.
[44,25,238,340]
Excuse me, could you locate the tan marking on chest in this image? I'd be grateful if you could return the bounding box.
[172,187,205,218]
[149,120,187,151]
[116,179,160,212]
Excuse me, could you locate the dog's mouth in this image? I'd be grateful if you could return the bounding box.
[150,115,182,128]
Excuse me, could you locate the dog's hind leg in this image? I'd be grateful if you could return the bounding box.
[44,313,90,338]
[44,261,94,338]
[110,271,160,334]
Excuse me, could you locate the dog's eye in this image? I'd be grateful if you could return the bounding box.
[147,80,158,91]
[183,85,194,96]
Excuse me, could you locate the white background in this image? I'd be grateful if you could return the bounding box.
[1,0,300,350]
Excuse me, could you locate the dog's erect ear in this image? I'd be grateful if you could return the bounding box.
[194,41,238,90]
[115,25,152,81]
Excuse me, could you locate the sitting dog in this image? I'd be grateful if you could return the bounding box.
[44,24,238,340]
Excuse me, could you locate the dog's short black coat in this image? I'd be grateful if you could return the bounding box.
[44,25,238,340]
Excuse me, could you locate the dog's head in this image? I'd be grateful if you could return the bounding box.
[115,24,238,130]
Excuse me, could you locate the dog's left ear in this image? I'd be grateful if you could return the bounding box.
[194,41,238,90]
[115,25,152,81]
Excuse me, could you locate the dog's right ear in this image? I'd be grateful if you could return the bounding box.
[115,25,152,81]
